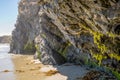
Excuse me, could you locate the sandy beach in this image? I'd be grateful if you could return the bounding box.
[11,54,88,80]
[12,54,47,80]
[0,44,88,80]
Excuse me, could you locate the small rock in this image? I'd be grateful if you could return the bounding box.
[16,70,25,73]
[45,70,59,76]
[3,70,10,72]
[81,70,117,80]
[40,66,57,73]
[29,68,37,71]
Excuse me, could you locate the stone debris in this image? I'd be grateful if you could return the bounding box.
[3,70,10,72]
[45,70,59,76]
[78,70,117,80]
[40,65,57,73]
[16,70,25,73]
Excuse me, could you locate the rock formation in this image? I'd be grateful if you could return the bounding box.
[10,0,120,75]
[0,35,11,43]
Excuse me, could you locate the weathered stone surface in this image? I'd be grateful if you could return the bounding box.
[80,70,117,80]
[10,0,120,70]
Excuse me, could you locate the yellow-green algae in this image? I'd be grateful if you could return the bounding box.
[35,44,41,58]
[79,21,120,73]
[91,31,120,64]
[58,41,71,58]
[24,42,36,52]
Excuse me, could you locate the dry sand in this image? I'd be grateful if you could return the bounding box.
[12,54,88,80]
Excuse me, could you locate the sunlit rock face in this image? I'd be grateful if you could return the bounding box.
[10,0,120,69]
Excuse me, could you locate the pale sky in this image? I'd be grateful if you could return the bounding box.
[0,0,19,36]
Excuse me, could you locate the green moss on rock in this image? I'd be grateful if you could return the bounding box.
[58,41,71,58]
[35,44,41,59]
[24,42,36,53]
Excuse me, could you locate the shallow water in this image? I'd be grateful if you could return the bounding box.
[0,44,16,80]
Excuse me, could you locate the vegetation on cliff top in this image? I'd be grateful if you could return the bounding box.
[0,35,11,43]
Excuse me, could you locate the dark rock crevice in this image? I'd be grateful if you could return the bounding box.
[114,24,120,34]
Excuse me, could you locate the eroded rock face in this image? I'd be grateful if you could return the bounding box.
[11,0,120,69]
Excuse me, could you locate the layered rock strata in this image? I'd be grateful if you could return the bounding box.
[10,0,120,73]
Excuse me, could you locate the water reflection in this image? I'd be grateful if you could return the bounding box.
[0,44,16,80]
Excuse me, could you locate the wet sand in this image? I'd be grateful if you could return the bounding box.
[0,44,88,80]
[0,57,16,80]
[12,54,47,80]
[11,54,88,80]
[0,44,16,80]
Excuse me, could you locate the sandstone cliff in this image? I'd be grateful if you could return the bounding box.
[10,0,120,76]
[0,35,11,43]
